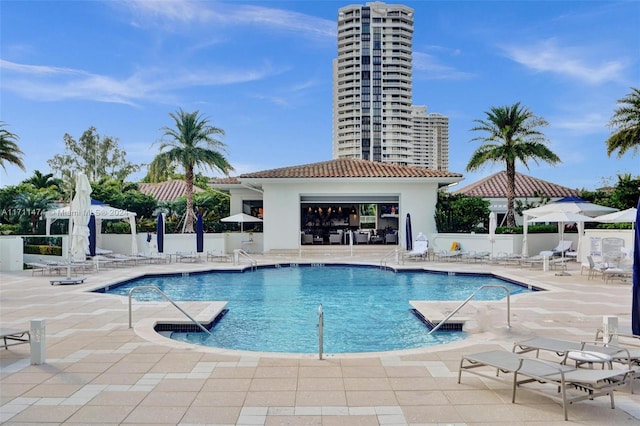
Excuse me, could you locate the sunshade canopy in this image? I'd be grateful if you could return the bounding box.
[220,213,263,223]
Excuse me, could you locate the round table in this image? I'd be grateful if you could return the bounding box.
[566,350,613,369]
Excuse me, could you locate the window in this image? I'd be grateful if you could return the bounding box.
[242,200,263,219]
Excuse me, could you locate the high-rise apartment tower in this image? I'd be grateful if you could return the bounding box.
[332,2,449,170]
[412,106,449,170]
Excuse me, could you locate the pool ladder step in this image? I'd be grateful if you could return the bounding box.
[128,285,212,335]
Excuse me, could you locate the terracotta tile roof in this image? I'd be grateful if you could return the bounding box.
[137,180,204,202]
[210,177,240,185]
[238,158,463,179]
[453,171,579,198]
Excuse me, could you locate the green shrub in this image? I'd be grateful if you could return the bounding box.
[24,244,63,256]
[0,224,20,235]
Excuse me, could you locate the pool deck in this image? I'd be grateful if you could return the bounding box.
[1,252,639,425]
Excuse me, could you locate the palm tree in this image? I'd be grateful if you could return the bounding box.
[13,191,56,234]
[23,170,62,192]
[606,87,640,158]
[467,102,561,227]
[149,109,234,232]
[0,123,26,172]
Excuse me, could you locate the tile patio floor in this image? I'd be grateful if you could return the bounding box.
[1,252,638,425]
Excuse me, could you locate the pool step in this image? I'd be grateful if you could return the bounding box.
[410,301,471,332]
[411,309,465,331]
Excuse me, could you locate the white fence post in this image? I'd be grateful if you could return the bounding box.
[603,315,618,345]
[30,319,46,365]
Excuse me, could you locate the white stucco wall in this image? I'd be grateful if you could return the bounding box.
[239,178,443,252]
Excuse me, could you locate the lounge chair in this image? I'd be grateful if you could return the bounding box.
[1,328,30,349]
[462,251,490,263]
[176,251,199,263]
[513,336,638,371]
[107,253,141,266]
[26,262,66,276]
[436,242,462,261]
[133,253,167,264]
[406,233,429,260]
[495,252,523,265]
[90,255,116,269]
[602,266,633,284]
[206,251,230,262]
[458,349,634,420]
[552,240,573,257]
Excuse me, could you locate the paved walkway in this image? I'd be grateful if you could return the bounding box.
[1,253,638,425]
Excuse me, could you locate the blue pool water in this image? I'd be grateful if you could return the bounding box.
[101,265,534,353]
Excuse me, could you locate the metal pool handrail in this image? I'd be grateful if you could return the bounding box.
[318,304,323,360]
[128,285,212,335]
[428,284,511,334]
[379,248,400,268]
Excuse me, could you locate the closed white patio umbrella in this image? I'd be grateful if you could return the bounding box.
[67,172,92,278]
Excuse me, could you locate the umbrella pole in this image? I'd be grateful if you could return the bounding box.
[556,221,570,276]
[67,219,72,279]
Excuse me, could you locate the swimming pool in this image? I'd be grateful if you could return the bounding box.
[101,264,535,354]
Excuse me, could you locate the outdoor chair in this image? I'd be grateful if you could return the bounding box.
[329,231,342,244]
[355,232,369,244]
[436,242,462,261]
[552,240,573,256]
[582,255,607,280]
[107,253,140,266]
[462,251,490,263]
[301,233,313,245]
[26,262,66,276]
[513,336,639,372]
[207,251,230,262]
[385,231,397,244]
[176,251,199,262]
[1,328,30,350]
[405,233,429,260]
[458,349,633,421]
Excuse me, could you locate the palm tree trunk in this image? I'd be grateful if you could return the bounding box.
[505,161,516,227]
[184,167,195,233]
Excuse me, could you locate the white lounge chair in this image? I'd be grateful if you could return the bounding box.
[26,262,66,276]
[107,253,140,266]
[406,233,429,260]
[552,240,573,257]
[513,336,639,371]
[1,328,30,349]
[462,251,490,263]
[458,349,634,420]
[176,251,199,263]
[206,251,230,263]
[436,242,462,261]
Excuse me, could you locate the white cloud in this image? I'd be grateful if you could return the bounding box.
[500,39,627,85]
[123,0,335,39]
[125,0,205,23]
[413,51,475,80]
[550,112,609,134]
[0,59,283,105]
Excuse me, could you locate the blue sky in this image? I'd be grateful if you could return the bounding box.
[1,1,638,191]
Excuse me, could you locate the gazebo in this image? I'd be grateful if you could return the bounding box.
[45,200,138,255]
